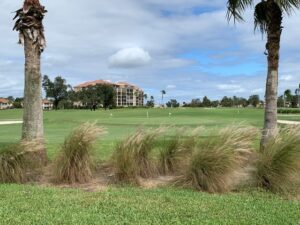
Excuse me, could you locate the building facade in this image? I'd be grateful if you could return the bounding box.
[42,99,53,110]
[74,80,144,107]
[0,98,12,110]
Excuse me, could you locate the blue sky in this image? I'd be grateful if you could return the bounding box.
[0,0,300,103]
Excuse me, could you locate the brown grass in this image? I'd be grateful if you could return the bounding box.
[51,123,106,184]
[158,127,203,175]
[256,125,300,193]
[174,126,258,193]
[110,128,164,185]
[0,140,43,183]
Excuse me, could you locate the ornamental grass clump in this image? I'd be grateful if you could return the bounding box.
[0,144,26,183]
[158,127,203,175]
[111,128,163,185]
[256,126,300,193]
[175,126,258,193]
[0,140,42,183]
[52,123,106,184]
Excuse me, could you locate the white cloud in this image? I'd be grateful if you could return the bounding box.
[280,75,293,81]
[217,84,246,93]
[108,47,152,68]
[166,84,176,89]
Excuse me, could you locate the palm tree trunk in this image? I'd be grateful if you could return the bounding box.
[260,1,282,149]
[22,37,47,163]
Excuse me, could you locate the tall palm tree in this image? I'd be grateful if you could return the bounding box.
[295,83,300,107]
[284,89,292,107]
[13,0,47,162]
[161,90,166,106]
[227,0,300,149]
[143,94,148,106]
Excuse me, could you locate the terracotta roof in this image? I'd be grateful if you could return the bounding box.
[74,80,112,88]
[115,82,141,90]
[0,98,9,104]
[42,99,51,104]
[74,80,143,91]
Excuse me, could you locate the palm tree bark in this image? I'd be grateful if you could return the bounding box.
[261,0,282,149]
[22,37,44,140]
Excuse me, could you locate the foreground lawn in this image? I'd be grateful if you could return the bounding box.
[0,185,299,225]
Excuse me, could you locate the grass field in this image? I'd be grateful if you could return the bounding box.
[0,108,264,159]
[0,108,299,225]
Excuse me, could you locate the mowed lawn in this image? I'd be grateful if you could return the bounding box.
[0,108,264,159]
[0,108,300,225]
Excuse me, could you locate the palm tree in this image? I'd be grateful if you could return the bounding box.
[143,94,148,106]
[284,89,292,107]
[161,90,166,106]
[227,0,300,149]
[295,84,300,107]
[13,0,47,162]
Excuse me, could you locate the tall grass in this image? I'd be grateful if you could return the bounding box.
[256,126,300,193]
[175,126,258,193]
[111,128,164,185]
[0,140,43,183]
[158,127,203,175]
[0,144,26,183]
[52,123,106,184]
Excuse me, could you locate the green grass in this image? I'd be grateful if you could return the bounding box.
[0,108,299,225]
[0,185,299,225]
[0,108,264,159]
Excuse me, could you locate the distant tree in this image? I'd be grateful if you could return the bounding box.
[7,96,15,102]
[211,100,220,108]
[161,90,166,105]
[202,96,211,107]
[99,84,116,109]
[248,95,260,107]
[146,96,155,108]
[295,84,300,107]
[190,98,202,107]
[13,97,24,109]
[220,96,233,107]
[284,89,293,107]
[42,75,71,110]
[277,95,284,108]
[78,84,116,110]
[143,94,148,106]
[166,99,180,108]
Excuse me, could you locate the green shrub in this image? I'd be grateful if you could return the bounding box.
[278,108,300,114]
[52,123,106,184]
[175,126,258,193]
[111,128,163,185]
[256,126,300,193]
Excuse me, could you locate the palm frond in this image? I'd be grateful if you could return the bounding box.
[13,0,47,52]
[275,0,300,15]
[254,1,268,34]
[226,0,253,22]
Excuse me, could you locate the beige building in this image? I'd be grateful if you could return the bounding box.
[42,99,53,110]
[0,98,12,110]
[74,80,144,107]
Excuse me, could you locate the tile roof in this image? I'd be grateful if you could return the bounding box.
[74,80,142,90]
[0,98,9,104]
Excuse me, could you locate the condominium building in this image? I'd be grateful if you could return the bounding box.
[74,80,144,107]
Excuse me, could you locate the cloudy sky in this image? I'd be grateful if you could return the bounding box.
[0,0,300,102]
